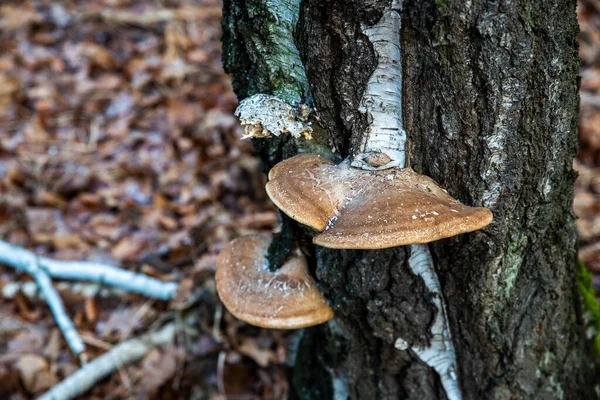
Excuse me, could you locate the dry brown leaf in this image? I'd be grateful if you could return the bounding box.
[43,329,62,362]
[0,73,19,111]
[14,354,57,394]
[112,233,152,261]
[139,348,178,393]
[97,307,141,341]
[14,291,41,322]
[237,338,276,368]
[0,6,42,30]
[193,254,218,273]
[85,297,98,323]
[6,330,45,358]
[0,364,20,396]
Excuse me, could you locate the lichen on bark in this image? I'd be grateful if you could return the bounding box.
[222,0,308,103]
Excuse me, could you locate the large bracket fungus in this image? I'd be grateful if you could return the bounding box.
[215,233,333,329]
[266,154,492,249]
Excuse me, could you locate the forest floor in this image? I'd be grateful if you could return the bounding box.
[576,0,600,280]
[0,0,599,399]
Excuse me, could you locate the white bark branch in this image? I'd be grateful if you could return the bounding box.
[38,323,177,400]
[0,240,178,300]
[23,257,85,355]
[0,239,179,355]
[351,0,406,170]
[2,281,125,300]
[395,244,462,400]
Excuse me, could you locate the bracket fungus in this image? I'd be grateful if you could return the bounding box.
[215,233,333,329]
[264,0,492,250]
[266,154,492,250]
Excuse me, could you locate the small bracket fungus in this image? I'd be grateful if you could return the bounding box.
[266,154,492,250]
[215,233,333,329]
[234,94,313,140]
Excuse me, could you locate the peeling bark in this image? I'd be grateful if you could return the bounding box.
[222,0,597,398]
[351,0,405,170]
[398,244,460,400]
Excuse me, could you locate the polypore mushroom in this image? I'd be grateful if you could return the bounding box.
[265,0,491,251]
[215,233,333,329]
[266,154,492,250]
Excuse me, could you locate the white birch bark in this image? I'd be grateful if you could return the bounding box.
[351,0,406,170]
[394,244,462,400]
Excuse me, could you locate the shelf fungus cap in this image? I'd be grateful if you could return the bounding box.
[216,233,333,329]
[266,154,493,249]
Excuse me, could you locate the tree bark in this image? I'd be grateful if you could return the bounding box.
[222,0,597,399]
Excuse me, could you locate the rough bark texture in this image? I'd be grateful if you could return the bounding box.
[222,0,596,399]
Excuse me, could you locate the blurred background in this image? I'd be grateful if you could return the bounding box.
[0,0,598,399]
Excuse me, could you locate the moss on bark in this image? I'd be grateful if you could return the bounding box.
[578,261,600,358]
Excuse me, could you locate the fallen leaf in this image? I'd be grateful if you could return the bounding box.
[237,338,276,368]
[96,307,141,341]
[14,354,57,394]
[139,348,178,393]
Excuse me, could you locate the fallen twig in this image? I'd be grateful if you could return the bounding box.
[20,256,85,355]
[38,323,177,400]
[2,280,126,300]
[0,240,178,300]
[0,239,179,355]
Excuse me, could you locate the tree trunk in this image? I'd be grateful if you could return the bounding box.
[222,0,597,399]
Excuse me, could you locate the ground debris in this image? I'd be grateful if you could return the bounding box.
[577,1,600,299]
[0,0,287,398]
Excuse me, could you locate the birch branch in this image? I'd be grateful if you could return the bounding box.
[20,257,85,355]
[38,323,177,400]
[0,239,179,355]
[0,240,178,300]
[395,244,462,400]
[351,0,405,171]
[2,281,126,300]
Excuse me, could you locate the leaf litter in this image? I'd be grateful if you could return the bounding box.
[577,0,600,292]
[0,0,286,398]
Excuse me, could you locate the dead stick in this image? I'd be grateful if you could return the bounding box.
[38,323,176,400]
[0,240,178,300]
